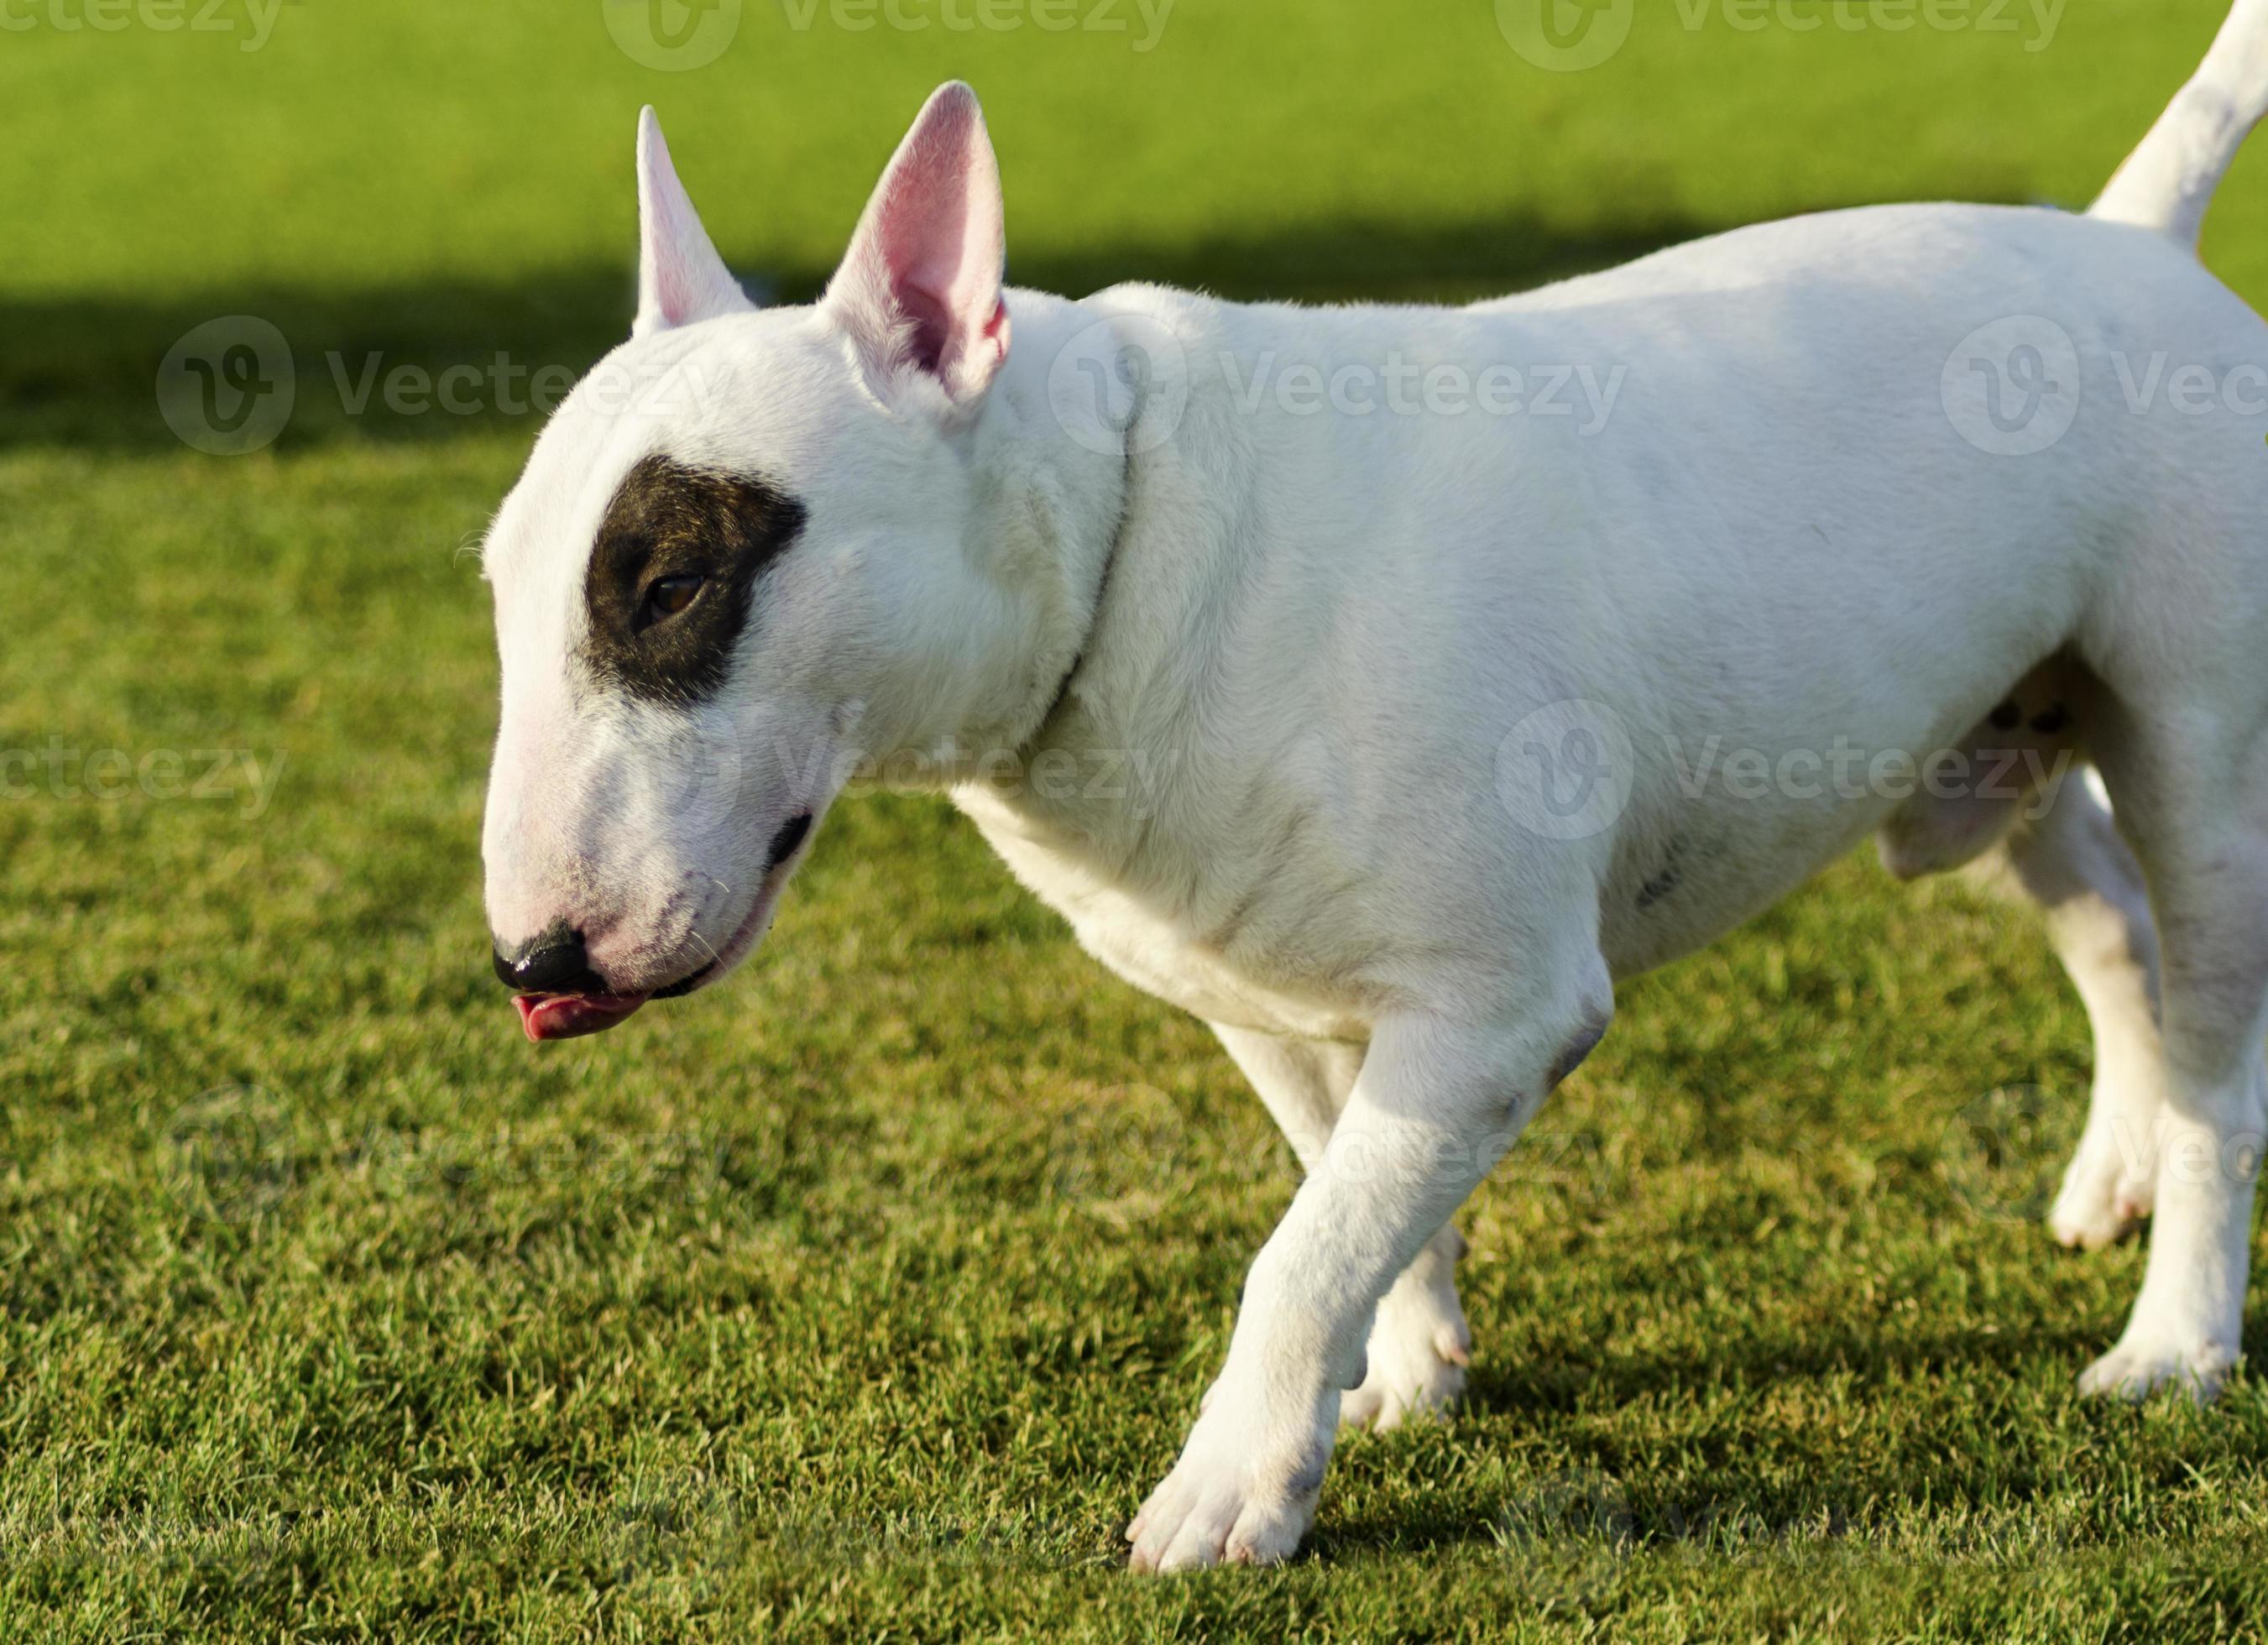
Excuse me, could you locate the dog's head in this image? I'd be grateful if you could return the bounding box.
[481,84,1025,1041]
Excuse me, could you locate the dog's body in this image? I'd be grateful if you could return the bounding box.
[964,202,2247,1025]
[483,2,2268,1571]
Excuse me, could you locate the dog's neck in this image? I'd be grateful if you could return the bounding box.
[937,283,1284,861]
[893,286,1141,772]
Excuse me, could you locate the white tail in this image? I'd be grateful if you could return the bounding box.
[2093,0,2268,248]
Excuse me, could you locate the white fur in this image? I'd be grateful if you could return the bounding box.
[484,8,2268,1572]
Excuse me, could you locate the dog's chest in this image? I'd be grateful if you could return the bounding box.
[952,787,1372,1043]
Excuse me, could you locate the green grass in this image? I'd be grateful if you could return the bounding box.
[8,1,2268,1638]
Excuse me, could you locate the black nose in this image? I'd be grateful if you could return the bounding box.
[492,924,609,995]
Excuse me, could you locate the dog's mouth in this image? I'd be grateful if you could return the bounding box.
[514,990,650,1042]
[513,812,816,1044]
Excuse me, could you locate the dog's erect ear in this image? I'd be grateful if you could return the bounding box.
[823,81,1011,410]
[635,107,754,338]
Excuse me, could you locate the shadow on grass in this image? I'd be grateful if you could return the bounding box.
[1302,1315,2140,1564]
[1464,1316,2121,1420]
[3,208,1728,455]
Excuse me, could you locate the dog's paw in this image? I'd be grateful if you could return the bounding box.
[2077,1334,2239,1402]
[1126,1400,1333,1573]
[1340,1293,1470,1432]
[2050,1162,2150,1252]
[2048,1144,2153,1251]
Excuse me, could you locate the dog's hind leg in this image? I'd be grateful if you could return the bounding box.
[2074,706,2268,1401]
[1210,1023,1472,1430]
[1877,664,2167,1248]
[1967,774,2170,1251]
[1208,1024,1360,1173]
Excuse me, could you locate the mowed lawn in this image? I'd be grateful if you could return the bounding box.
[8,1,2268,1638]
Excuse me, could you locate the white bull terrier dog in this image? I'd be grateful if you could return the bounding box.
[483,0,2268,1570]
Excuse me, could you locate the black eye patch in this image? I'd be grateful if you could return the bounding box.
[578,454,808,705]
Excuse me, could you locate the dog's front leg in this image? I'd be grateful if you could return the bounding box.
[1128,970,1611,1572]
[1211,1022,1476,1429]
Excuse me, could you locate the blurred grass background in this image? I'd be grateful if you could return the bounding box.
[5,1,2268,1639]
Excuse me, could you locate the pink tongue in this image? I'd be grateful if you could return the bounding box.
[515,992,648,1042]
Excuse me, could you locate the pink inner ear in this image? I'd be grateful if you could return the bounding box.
[636,108,747,336]
[650,196,713,328]
[836,85,1010,401]
[875,110,990,368]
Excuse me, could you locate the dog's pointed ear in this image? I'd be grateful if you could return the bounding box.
[635,107,753,337]
[823,81,1011,411]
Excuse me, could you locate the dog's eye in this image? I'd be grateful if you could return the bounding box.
[640,574,705,627]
